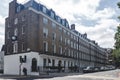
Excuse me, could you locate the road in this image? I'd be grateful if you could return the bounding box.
[36,69,120,80]
[0,69,120,80]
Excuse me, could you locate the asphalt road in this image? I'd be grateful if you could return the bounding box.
[0,69,120,80]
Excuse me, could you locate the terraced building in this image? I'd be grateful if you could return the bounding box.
[4,0,107,75]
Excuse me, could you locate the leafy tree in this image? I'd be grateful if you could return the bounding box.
[113,3,120,68]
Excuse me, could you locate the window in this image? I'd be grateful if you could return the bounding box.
[65,38,67,45]
[43,58,46,67]
[22,26,25,34]
[67,39,70,45]
[52,43,56,53]
[22,43,25,52]
[74,36,76,40]
[13,42,18,53]
[52,22,56,28]
[43,28,48,38]
[62,19,65,26]
[17,6,21,13]
[14,18,18,25]
[22,15,25,21]
[66,23,69,28]
[63,29,66,34]
[71,41,73,48]
[52,33,56,40]
[76,44,78,50]
[31,58,37,72]
[76,37,78,42]
[43,41,48,52]
[57,17,61,23]
[68,32,70,36]
[7,31,10,39]
[60,36,62,42]
[51,11,54,18]
[59,27,62,32]
[14,28,18,36]
[43,7,47,13]
[68,61,70,67]
[52,59,55,67]
[43,17,48,24]
[59,46,62,55]
[71,50,73,57]
[64,61,66,67]
[74,43,76,49]
[68,49,70,56]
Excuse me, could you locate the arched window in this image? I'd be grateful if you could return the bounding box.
[31,58,37,72]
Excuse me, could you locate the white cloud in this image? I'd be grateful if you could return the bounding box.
[0,0,119,49]
[0,15,5,49]
[76,19,119,48]
[92,8,116,20]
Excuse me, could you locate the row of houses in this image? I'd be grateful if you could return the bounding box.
[3,0,110,75]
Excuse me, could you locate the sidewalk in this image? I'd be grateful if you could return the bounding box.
[0,72,83,79]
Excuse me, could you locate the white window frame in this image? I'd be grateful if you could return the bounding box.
[43,27,48,38]
[14,28,18,36]
[43,41,48,52]
[52,32,56,40]
[52,22,56,28]
[14,18,18,25]
[43,17,48,24]
[13,42,18,53]
[60,46,62,55]
[52,43,56,53]
[22,26,25,34]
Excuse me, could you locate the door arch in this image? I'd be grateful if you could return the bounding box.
[31,58,37,72]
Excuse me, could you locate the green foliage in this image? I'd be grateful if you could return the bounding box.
[117,2,120,8]
[113,3,120,67]
[114,25,120,49]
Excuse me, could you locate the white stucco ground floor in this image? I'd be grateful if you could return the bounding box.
[4,52,78,75]
[4,52,101,75]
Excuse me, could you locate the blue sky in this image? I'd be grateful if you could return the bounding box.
[0,0,120,49]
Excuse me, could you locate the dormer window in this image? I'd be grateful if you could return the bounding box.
[62,19,65,26]
[57,17,61,23]
[42,6,47,13]
[66,22,69,28]
[51,11,54,19]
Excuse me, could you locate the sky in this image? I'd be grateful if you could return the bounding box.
[0,0,120,49]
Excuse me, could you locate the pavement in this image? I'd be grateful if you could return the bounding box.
[0,72,82,80]
[0,69,119,80]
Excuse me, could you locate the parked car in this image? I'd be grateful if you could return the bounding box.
[93,67,100,72]
[100,66,105,71]
[83,66,94,73]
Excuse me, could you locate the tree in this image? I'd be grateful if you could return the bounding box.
[112,3,120,68]
[114,25,120,49]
